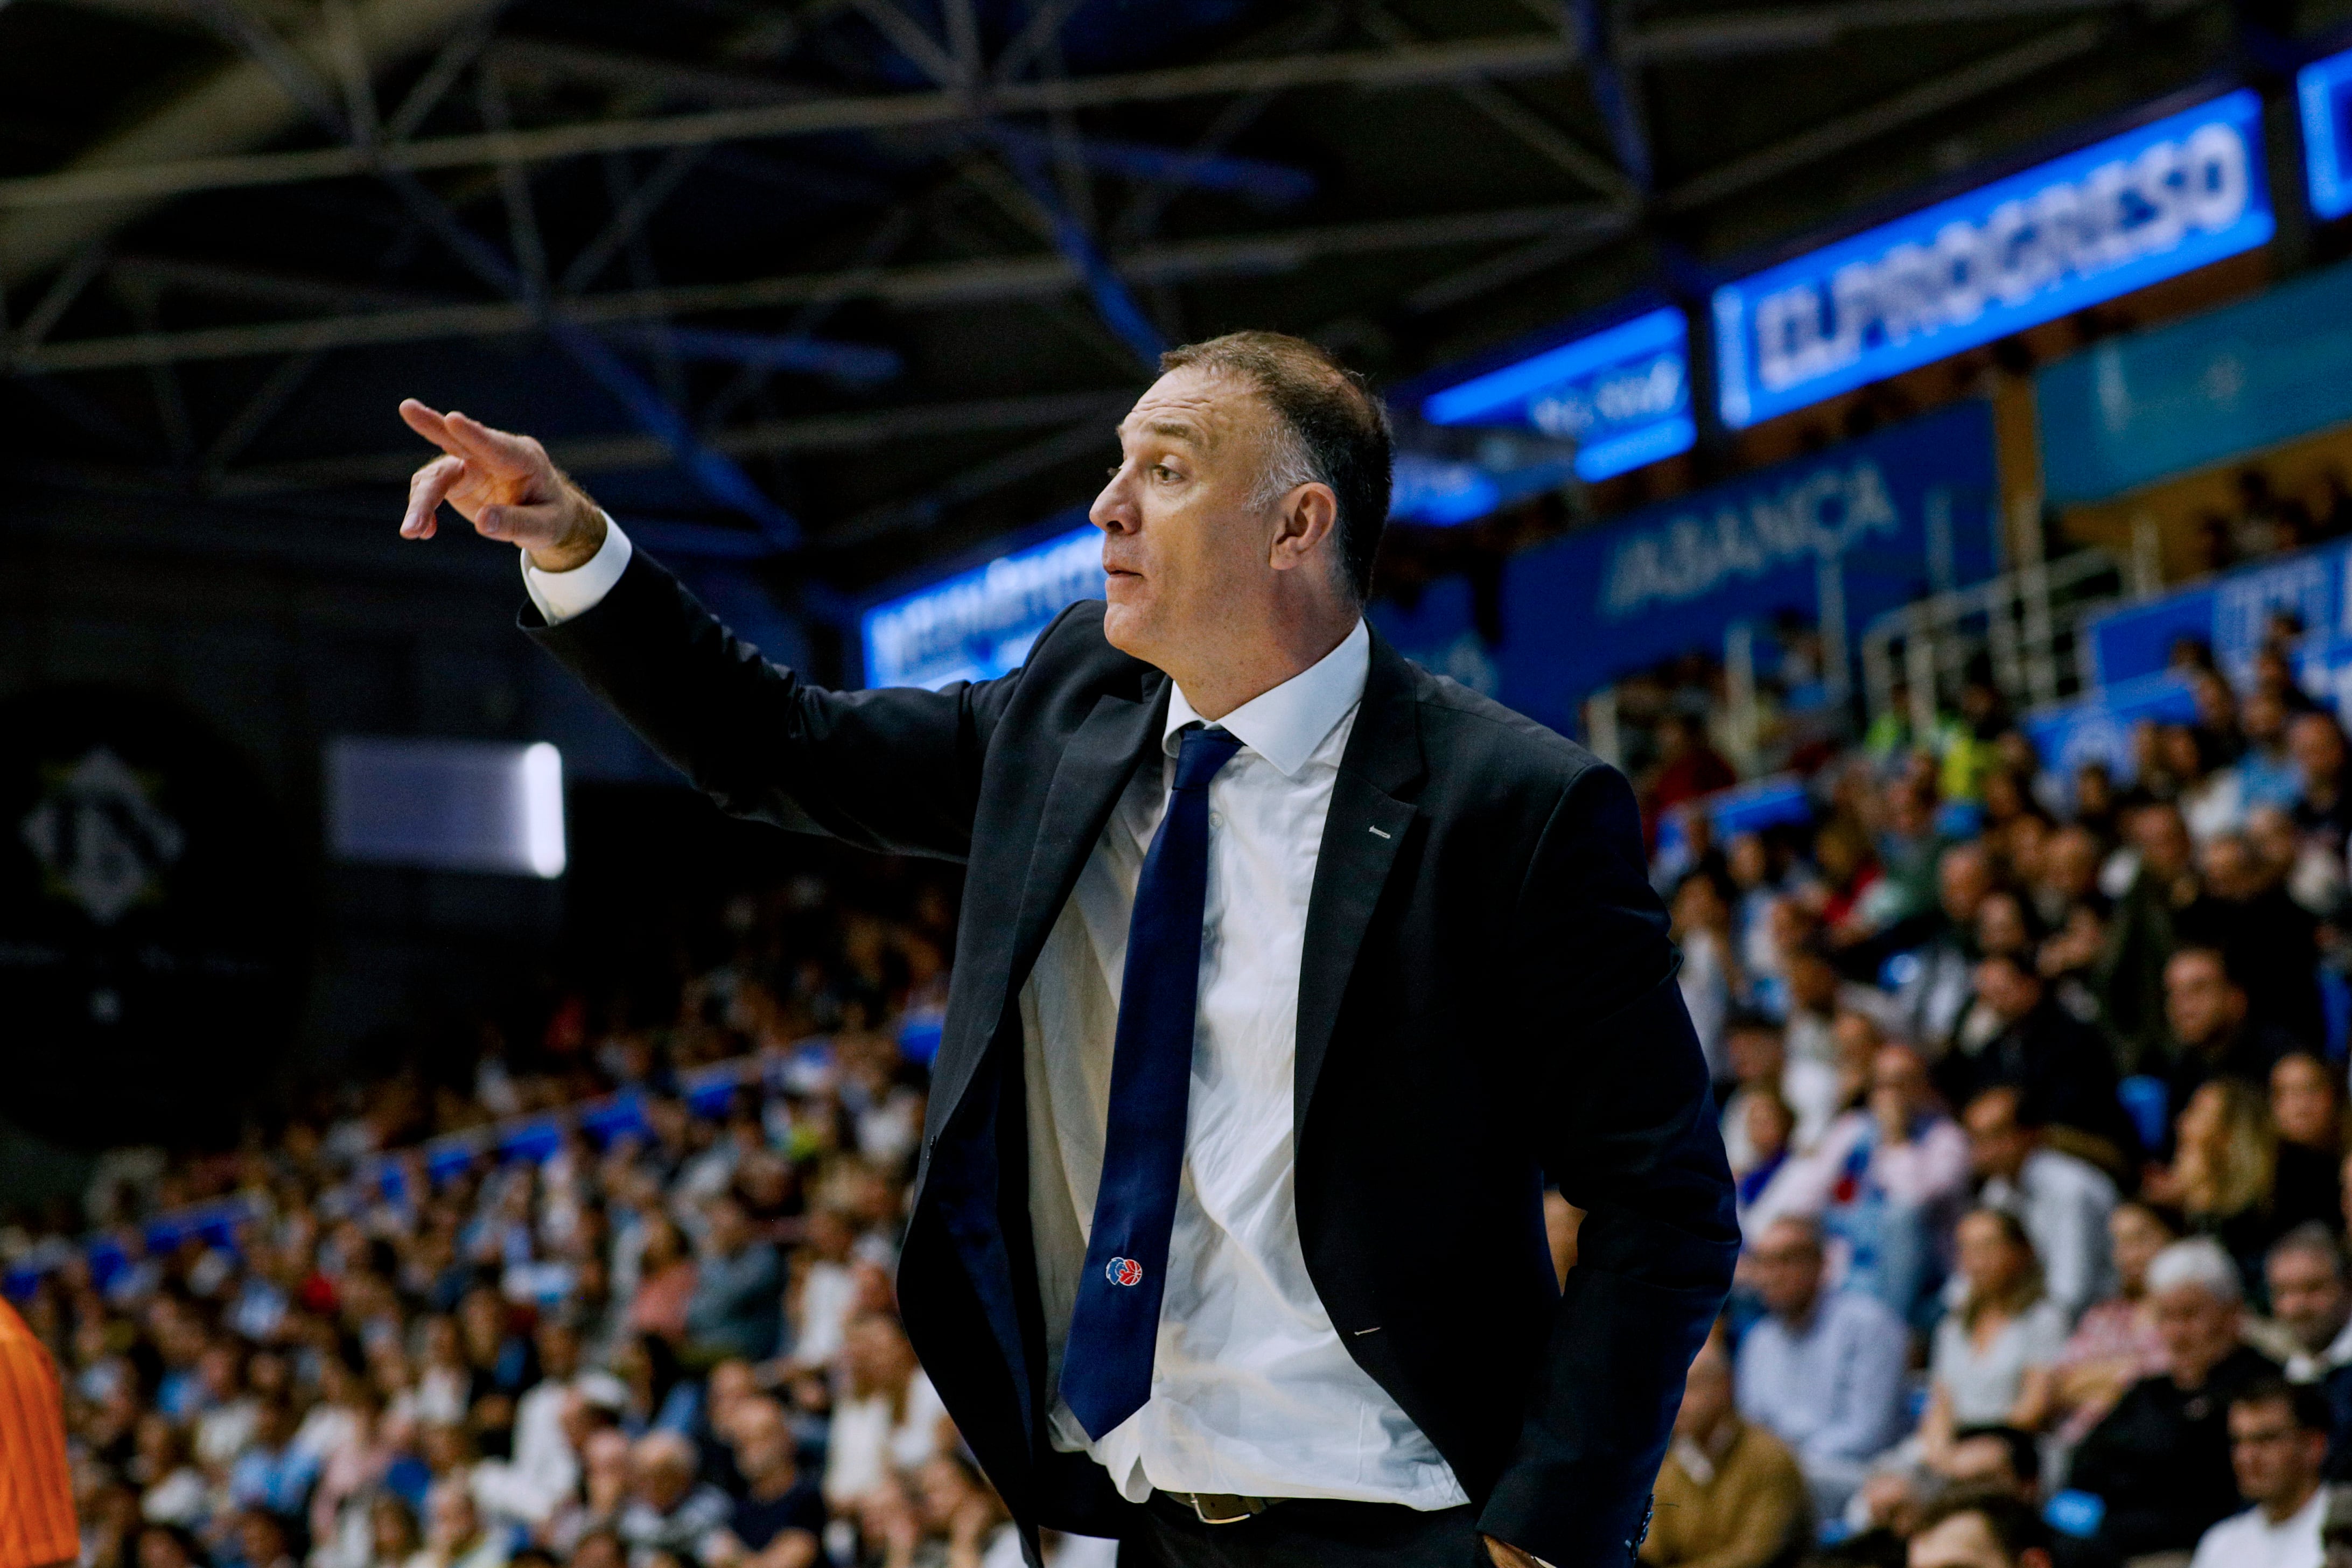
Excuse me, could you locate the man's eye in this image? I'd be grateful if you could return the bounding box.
[1153,465,1179,481]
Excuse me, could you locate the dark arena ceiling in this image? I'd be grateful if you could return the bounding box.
[1,0,2342,597]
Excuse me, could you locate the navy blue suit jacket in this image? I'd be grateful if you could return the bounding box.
[529,554,1739,1567]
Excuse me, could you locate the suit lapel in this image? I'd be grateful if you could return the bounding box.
[1294,635,1425,1143]
[925,677,1167,1146]
[1008,681,1170,999]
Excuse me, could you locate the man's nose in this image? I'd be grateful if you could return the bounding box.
[1090,477,1136,532]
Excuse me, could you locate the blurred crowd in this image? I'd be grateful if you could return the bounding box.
[0,863,1119,1568]
[1646,621,2352,1568]
[32,557,2352,1568]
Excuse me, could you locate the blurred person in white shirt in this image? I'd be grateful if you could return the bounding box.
[2187,1380,2332,1568]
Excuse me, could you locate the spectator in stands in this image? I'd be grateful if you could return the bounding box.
[1807,1044,1972,1321]
[683,1194,783,1366]
[2150,1077,2336,1290]
[1941,1425,2042,1501]
[617,1430,731,1559]
[1734,1088,1810,1242]
[1647,711,1740,842]
[1675,873,1744,1084]
[2186,1380,2332,1568]
[1965,1086,2117,1321]
[2290,715,2352,856]
[2265,1226,2352,1385]
[2236,690,2305,814]
[2164,948,2300,1128]
[1734,1216,1911,1515]
[1923,1209,2067,1461]
[1908,1488,2055,1568]
[2052,1202,2176,1446]
[2064,1239,2281,1567]
[2101,803,2203,1076]
[2181,837,2326,1050]
[1941,952,2133,1176]
[704,1398,821,1568]
[226,1396,320,1527]
[822,1313,949,1512]
[1641,1333,1809,1568]
[415,1481,507,1568]
[2273,1055,2346,1166]
[627,1218,696,1347]
[1896,844,1997,1054]
[1723,1011,1838,1170]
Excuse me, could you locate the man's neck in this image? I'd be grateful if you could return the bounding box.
[751,1465,801,1502]
[2263,1479,2322,1526]
[1159,605,1357,720]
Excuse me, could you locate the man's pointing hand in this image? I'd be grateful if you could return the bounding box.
[396,400,606,573]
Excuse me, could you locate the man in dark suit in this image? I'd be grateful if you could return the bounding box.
[393,330,1737,1568]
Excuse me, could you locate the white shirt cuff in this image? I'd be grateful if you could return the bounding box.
[522,513,632,625]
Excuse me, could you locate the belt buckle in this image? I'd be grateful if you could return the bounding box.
[1182,1493,1264,1526]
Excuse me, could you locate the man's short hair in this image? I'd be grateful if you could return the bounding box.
[1760,1214,1824,1255]
[2266,1221,2351,1283]
[2147,1237,2243,1302]
[2168,943,2237,986]
[2230,1376,2334,1434]
[1724,1005,1783,1037]
[1950,1424,2042,1486]
[1157,331,1391,601]
[1914,1487,2052,1563]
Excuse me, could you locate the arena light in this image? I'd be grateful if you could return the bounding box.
[860,521,1105,690]
[1416,305,1695,484]
[1713,89,2273,429]
[2300,45,2352,221]
[326,737,568,879]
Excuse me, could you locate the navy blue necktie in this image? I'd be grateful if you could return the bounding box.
[1059,723,1244,1440]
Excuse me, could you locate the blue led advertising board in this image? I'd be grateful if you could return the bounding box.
[1416,305,1695,484]
[1713,90,2273,429]
[2301,46,2352,220]
[860,521,1103,689]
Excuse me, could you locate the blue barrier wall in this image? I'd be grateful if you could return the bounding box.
[2039,256,2352,507]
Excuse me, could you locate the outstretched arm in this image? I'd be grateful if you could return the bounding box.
[394,400,1010,859]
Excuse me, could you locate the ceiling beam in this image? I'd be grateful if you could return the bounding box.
[1655,17,2111,212]
[15,202,1623,372]
[0,34,1581,215]
[0,0,507,286]
[1628,0,2148,58]
[211,388,1139,493]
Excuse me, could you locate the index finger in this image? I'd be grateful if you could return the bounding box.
[398,398,466,459]
[439,409,547,480]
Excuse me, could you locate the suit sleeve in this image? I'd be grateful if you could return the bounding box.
[1477,761,1740,1568]
[525,549,1032,860]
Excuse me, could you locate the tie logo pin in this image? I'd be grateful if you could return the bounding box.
[1106,1257,1144,1287]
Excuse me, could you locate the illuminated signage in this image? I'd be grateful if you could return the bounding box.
[1417,306,1695,481]
[1713,90,2272,429]
[2300,46,2352,220]
[860,522,1103,689]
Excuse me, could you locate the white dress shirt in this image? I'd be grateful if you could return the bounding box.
[2189,1488,2327,1568]
[526,525,1465,1510]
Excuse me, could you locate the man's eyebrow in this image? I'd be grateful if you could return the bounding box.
[1120,417,1206,444]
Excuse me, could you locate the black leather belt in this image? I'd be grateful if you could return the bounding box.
[1159,1490,1284,1525]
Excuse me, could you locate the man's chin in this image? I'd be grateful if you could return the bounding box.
[1101,601,1152,657]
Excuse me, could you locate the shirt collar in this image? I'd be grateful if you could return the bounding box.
[1163,619,1369,779]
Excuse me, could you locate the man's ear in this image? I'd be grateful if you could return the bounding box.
[1268,482,1339,573]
